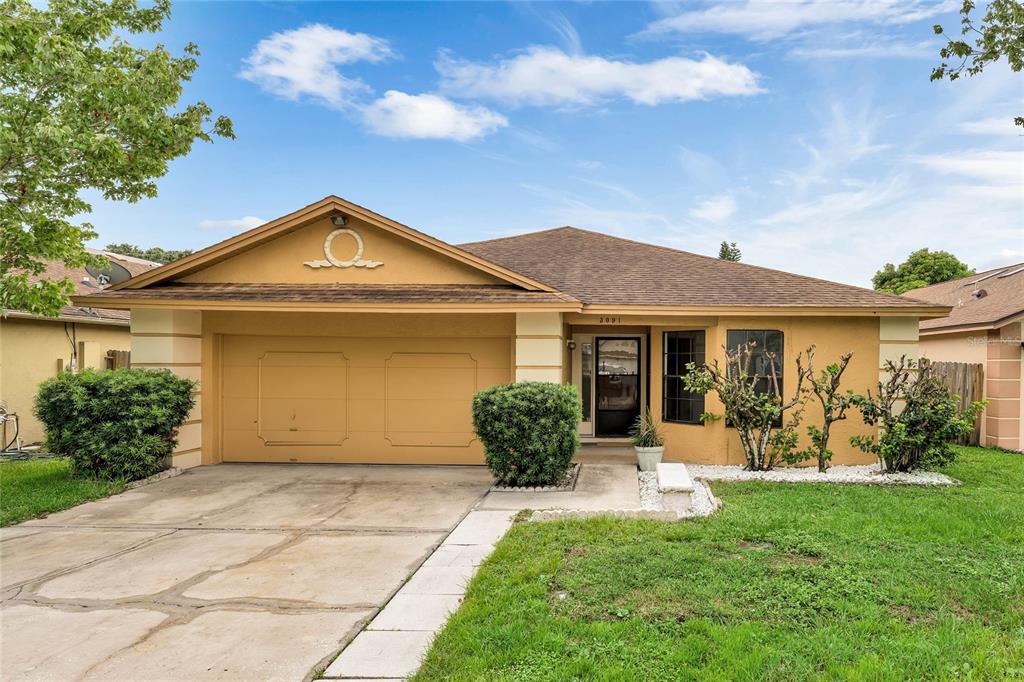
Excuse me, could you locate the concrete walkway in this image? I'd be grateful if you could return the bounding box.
[0,464,492,682]
[320,455,642,679]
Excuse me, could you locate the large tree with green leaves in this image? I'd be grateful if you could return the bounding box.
[1,0,232,316]
[932,0,1024,127]
[105,242,191,265]
[873,249,974,295]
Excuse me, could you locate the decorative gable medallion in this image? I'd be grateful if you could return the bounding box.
[304,228,384,269]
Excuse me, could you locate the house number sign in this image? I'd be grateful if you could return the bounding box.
[304,228,384,269]
[598,316,622,324]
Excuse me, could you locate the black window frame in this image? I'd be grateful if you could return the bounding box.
[662,330,706,425]
[726,330,785,426]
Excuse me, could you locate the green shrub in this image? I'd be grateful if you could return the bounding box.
[34,368,195,481]
[850,357,985,472]
[472,382,581,487]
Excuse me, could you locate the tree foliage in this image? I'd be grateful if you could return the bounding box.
[718,241,742,262]
[850,357,985,473]
[1,0,233,316]
[684,342,809,471]
[105,242,191,265]
[872,248,973,294]
[932,0,1024,128]
[795,347,855,472]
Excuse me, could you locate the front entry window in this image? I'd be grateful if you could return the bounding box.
[663,331,705,424]
[595,338,640,437]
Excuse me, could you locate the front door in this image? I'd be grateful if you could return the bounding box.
[594,337,641,437]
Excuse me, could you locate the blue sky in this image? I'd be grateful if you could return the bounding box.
[87,0,1023,287]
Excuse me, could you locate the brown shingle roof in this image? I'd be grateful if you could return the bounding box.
[905,263,1024,332]
[460,227,938,310]
[81,283,577,306]
[13,250,161,323]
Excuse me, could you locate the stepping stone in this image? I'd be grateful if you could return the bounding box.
[656,463,694,514]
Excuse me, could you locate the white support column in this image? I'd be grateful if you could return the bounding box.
[515,312,564,383]
[130,309,203,469]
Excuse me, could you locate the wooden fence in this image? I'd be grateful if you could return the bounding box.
[105,350,131,370]
[927,360,985,446]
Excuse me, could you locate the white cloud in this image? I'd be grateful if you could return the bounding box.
[645,1,954,41]
[789,40,934,59]
[958,115,1022,135]
[436,47,762,107]
[198,216,267,231]
[360,91,508,141]
[912,149,1023,184]
[690,194,737,223]
[240,24,393,107]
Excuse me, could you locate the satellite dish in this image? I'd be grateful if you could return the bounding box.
[85,258,133,286]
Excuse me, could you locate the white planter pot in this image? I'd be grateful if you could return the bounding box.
[635,446,665,472]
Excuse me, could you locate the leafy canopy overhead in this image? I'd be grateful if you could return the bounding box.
[932,0,1024,127]
[0,0,233,317]
[872,248,974,295]
[105,242,192,265]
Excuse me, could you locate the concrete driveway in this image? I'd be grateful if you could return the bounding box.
[0,463,492,681]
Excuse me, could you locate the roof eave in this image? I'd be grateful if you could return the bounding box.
[4,309,130,327]
[920,309,1024,336]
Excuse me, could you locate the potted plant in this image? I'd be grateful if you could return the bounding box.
[630,407,665,471]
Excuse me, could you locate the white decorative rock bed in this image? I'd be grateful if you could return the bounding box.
[639,465,721,518]
[687,464,959,487]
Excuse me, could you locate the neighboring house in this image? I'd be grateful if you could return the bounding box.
[909,264,1024,452]
[75,196,949,469]
[0,250,160,447]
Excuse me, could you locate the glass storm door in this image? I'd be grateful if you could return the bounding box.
[595,337,640,437]
[572,335,595,437]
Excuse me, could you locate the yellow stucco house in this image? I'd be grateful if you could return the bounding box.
[75,196,950,469]
[1,251,158,447]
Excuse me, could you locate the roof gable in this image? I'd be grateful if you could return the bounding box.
[116,196,555,292]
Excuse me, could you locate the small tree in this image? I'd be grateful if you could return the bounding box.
[718,241,742,262]
[684,342,808,470]
[796,347,855,472]
[850,357,985,472]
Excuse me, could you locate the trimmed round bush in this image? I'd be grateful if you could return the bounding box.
[34,368,196,481]
[472,382,581,487]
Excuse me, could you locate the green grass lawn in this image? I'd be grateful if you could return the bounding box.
[0,458,125,527]
[417,447,1024,681]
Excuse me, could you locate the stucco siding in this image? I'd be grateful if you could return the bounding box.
[0,317,131,445]
[649,316,883,466]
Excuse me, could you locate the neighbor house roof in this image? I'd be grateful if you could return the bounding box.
[460,227,940,311]
[903,262,1024,334]
[8,250,160,325]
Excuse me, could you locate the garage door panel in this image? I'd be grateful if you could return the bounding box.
[348,399,385,431]
[478,368,512,389]
[348,368,385,400]
[220,334,509,463]
[221,366,257,398]
[223,398,257,431]
[386,367,477,401]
